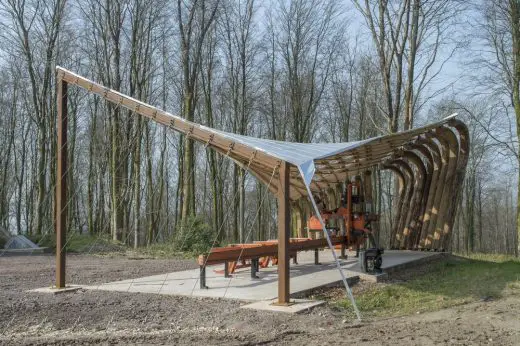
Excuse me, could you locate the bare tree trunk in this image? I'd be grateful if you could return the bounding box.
[177,0,219,220]
[509,0,520,256]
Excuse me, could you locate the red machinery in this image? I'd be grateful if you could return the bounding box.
[307,177,383,272]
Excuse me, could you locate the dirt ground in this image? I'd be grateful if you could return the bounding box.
[1,254,519,345]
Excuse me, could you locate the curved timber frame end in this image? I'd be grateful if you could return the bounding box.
[382,124,469,251]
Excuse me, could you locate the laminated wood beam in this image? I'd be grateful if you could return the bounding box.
[430,127,460,250]
[423,133,450,249]
[56,67,284,191]
[363,170,374,209]
[315,141,413,168]
[416,137,442,248]
[391,155,422,249]
[382,161,407,246]
[441,121,470,250]
[408,143,435,248]
[382,165,406,197]
[319,117,458,163]
[314,148,416,181]
[382,164,406,246]
[386,159,413,248]
[385,162,407,248]
[400,151,427,249]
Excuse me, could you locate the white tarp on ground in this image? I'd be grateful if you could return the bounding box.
[4,235,39,249]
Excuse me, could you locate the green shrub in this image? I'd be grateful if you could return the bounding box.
[173,216,215,255]
[28,232,123,253]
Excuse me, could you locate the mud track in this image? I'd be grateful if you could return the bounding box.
[1,254,519,345]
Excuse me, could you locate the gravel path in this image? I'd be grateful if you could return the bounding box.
[1,254,519,345]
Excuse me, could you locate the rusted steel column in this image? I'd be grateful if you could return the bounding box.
[56,79,68,288]
[431,127,460,250]
[383,164,405,246]
[277,161,291,305]
[409,142,434,248]
[417,137,442,248]
[400,151,427,249]
[441,120,470,250]
[388,159,414,249]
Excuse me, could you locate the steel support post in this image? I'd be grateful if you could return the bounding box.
[224,261,230,278]
[200,266,208,289]
[277,161,291,305]
[251,259,259,278]
[56,79,68,288]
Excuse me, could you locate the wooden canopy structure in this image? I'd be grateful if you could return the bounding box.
[54,66,469,305]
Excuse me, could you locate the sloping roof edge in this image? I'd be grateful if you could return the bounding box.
[56,66,462,201]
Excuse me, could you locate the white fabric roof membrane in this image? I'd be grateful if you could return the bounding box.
[201,114,456,191]
[56,66,457,201]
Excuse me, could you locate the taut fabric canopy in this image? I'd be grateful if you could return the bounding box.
[204,116,456,199]
[57,66,459,202]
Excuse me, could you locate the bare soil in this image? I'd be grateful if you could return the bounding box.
[1,254,519,345]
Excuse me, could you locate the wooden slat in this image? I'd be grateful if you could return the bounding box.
[198,236,347,265]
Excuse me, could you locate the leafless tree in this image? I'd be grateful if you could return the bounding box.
[353,0,463,132]
[176,0,220,221]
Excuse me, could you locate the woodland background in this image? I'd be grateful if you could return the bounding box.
[0,0,518,255]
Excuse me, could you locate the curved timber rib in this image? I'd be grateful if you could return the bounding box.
[381,124,468,251]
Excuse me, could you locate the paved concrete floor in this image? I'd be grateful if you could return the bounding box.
[82,250,442,302]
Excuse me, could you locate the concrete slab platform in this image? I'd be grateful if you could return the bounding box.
[241,299,325,313]
[81,250,444,302]
[82,263,360,301]
[28,285,82,294]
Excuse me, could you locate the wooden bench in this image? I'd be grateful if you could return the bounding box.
[197,236,348,289]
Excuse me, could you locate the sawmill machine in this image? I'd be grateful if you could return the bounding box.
[199,174,384,285]
[307,175,384,273]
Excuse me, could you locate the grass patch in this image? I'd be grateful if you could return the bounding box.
[335,253,520,319]
[65,234,125,253]
[132,243,194,259]
[24,216,215,259]
[28,231,194,259]
[27,232,125,253]
[134,216,216,259]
